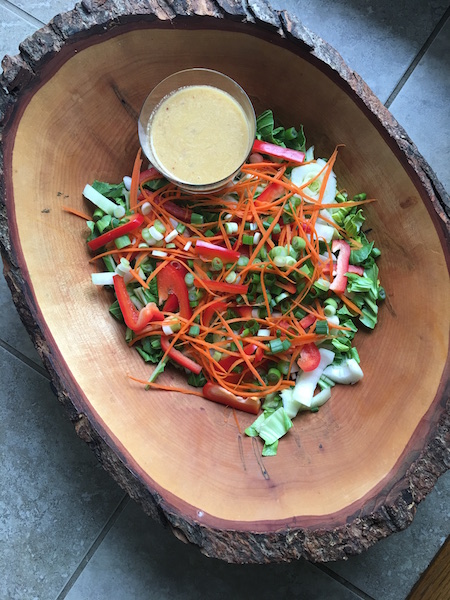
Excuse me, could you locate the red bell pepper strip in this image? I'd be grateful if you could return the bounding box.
[329,239,351,293]
[88,213,145,252]
[113,274,164,332]
[236,305,254,320]
[160,336,202,374]
[202,382,261,415]
[195,240,240,263]
[154,198,192,222]
[163,293,179,313]
[194,278,249,295]
[252,139,305,164]
[322,262,364,276]
[139,167,162,183]
[157,262,192,320]
[297,342,321,372]
[202,300,227,327]
[299,314,317,330]
[254,182,285,206]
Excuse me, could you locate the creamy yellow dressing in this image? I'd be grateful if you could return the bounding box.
[148,85,251,185]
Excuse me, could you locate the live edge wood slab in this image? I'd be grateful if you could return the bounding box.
[0,0,448,564]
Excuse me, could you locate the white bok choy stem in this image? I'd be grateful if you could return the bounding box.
[281,348,335,418]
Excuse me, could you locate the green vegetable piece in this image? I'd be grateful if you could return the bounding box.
[262,440,279,456]
[315,320,329,335]
[92,180,125,199]
[188,325,200,336]
[258,407,292,446]
[114,234,131,249]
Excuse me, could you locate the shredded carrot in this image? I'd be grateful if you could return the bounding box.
[335,293,363,315]
[128,375,205,397]
[62,206,92,221]
[129,148,142,213]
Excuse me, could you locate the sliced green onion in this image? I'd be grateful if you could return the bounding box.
[257,328,271,337]
[91,272,115,286]
[149,225,164,241]
[153,219,166,233]
[114,235,131,249]
[114,205,126,219]
[267,368,282,383]
[224,222,239,235]
[115,257,130,277]
[324,304,336,317]
[188,325,200,336]
[284,256,297,268]
[184,272,194,287]
[278,360,290,375]
[191,212,204,225]
[141,201,152,215]
[210,257,223,271]
[291,236,306,251]
[237,256,249,267]
[212,350,222,362]
[83,184,117,215]
[315,320,329,335]
[314,278,330,292]
[92,207,104,221]
[152,250,168,258]
[269,338,285,354]
[273,256,287,268]
[282,339,291,351]
[142,228,157,245]
[269,246,287,259]
[96,214,112,234]
[275,292,289,304]
[324,297,338,308]
[164,229,178,243]
[225,271,237,283]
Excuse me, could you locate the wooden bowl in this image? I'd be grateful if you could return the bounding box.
[0,1,448,563]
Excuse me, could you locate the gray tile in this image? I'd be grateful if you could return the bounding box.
[390,18,450,194]
[0,345,125,600]
[0,273,43,366]
[8,0,76,26]
[0,3,40,60]
[269,0,448,103]
[65,499,363,600]
[327,470,450,600]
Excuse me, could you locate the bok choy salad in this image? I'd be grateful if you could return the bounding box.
[76,110,383,456]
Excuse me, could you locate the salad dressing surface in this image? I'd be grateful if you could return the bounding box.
[149,85,251,185]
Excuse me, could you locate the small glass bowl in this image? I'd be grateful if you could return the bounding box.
[138,68,256,194]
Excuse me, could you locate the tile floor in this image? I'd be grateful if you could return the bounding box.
[0,1,449,599]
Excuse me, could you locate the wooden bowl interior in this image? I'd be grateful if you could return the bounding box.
[7,24,449,528]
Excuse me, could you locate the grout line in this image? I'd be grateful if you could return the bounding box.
[0,0,46,28]
[0,337,51,380]
[55,494,131,599]
[315,563,376,600]
[385,5,450,108]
